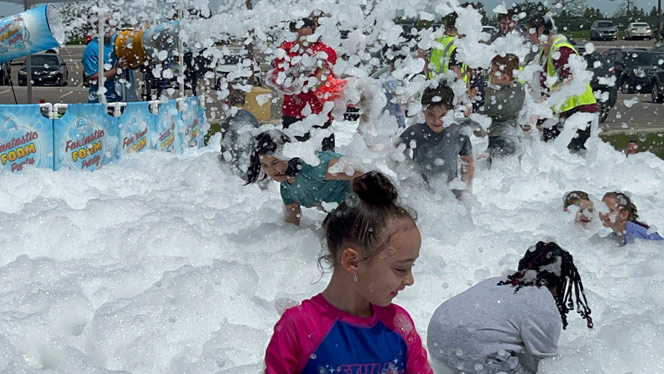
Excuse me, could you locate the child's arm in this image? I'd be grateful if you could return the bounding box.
[417,48,430,76]
[324,158,362,181]
[461,154,474,190]
[284,203,301,226]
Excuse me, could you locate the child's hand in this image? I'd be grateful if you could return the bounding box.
[528,115,539,126]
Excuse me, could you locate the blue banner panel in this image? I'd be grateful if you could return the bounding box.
[152,100,181,153]
[181,96,207,149]
[0,5,64,64]
[117,102,155,158]
[53,104,118,171]
[0,104,53,172]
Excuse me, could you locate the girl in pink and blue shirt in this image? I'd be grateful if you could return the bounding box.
[264,172,433,374]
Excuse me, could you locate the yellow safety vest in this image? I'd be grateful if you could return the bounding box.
[540,37,596,114]
[429,35,468,83]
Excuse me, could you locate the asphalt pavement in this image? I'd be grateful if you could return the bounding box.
[1,40,662,131]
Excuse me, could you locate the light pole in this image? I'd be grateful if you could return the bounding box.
[658,0,662,43]
[23,0,32,104]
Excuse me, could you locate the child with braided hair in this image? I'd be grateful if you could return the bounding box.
[600,192,663,245]
[427,241,593,374]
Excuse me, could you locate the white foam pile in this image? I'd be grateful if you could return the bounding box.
[3,0,662,373]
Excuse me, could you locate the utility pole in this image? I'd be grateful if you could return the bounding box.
[245,0,257,86]
[23,0,32,104]
[658,0,662,43]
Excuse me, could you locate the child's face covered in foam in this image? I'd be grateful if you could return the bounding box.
[570,199,595,227]
[600,197,629,232]
[489,64,515,87]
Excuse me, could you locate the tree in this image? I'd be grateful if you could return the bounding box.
[649,6,659,17]
[515,1,550,19]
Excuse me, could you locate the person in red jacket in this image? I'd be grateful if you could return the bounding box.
[274,17,337,150]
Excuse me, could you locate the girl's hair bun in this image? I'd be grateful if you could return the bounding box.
[352,171,398,206]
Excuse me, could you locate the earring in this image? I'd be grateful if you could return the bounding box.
[353,273,358,282]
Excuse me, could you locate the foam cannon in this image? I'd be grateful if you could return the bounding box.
[114,20,184,69]
[0,4,64,64]
[114,20,193,97]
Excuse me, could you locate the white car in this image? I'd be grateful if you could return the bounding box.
[481,25,497,42]
[625,22,652,40]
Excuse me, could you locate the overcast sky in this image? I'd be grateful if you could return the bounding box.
[1,0,662,19]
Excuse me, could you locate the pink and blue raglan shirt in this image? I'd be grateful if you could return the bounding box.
[264,294,433,374]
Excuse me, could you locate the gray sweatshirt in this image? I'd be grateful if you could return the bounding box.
[427,277,562,374]
[482,83,526,139]
[220,109,260,179]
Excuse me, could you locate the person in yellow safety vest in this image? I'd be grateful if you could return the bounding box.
[427,12,469,84]
[527,15,598,154]
[421,11,488,119]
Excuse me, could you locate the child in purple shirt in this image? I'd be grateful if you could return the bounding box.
[600,192,663,245]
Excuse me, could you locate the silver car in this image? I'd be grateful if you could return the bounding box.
[625,22,652,40]
[590,20,618,41]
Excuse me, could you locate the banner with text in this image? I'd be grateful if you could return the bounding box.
[53,103,118,171]
[0,104,53,172]
[181,96,207,149]
[0,96,207,172]
[153,100,182,153]
[117,101,156,158]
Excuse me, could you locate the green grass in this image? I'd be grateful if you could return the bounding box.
[65,39,85,46]
[600,131,664,159]
[567,30,591,39]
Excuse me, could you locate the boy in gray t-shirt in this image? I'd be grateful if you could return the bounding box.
[481,53,526,161]
[397,84,474,196]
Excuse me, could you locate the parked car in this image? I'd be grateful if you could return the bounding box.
[653,45,664,53]
[590,20,618,41]
[624,22,652,40]
[480,25,497,42]
[17,53,68,86]
[604,49,664,94]
[647,55,664,103]
[582,51,619,122]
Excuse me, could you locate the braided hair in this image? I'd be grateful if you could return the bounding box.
[498,241,593,330]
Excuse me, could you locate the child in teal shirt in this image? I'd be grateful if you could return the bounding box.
[246,131,359,226]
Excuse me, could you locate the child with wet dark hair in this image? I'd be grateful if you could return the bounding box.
[428,241,593,374]
[563,190,594,227]
[397,84,474,198]
[600,192,663,245]
[264,172,433,373]
[246,131,359,226]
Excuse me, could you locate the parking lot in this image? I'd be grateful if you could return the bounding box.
[0,39,662,131]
